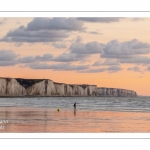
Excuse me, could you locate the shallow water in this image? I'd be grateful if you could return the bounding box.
[1,107,150,132]
[1,96,150,132]
[0,96,150,112]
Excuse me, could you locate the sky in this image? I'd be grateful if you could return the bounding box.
[0,17,150,96]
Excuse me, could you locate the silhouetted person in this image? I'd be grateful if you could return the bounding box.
[74,102,76,116]
[74,102,76,110]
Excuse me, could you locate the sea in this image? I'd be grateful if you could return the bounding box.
[0,96,150,112]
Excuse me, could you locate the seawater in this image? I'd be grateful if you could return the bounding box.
[0,96,150,112]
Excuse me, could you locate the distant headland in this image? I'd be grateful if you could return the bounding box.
[0,77,137,97]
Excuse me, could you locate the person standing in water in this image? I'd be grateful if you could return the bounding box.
[74,102,76,110]
[74,102,76,116]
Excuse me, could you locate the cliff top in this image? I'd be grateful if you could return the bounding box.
[0,77,97,88]
[98,87,136,93]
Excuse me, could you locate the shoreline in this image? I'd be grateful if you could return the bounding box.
[0,106,149,113]
[0,95,138,98]
[0,107,150,132]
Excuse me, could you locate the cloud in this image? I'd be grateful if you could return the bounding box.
[0,60,17,66]
[88,31,103,35]
[53,53,87,62]
[107,65,123,73]
[127,66,142,72]
[26,17,85,31]
[79,68,106,73]
[0,50,18,66]
[0,18,6,26]
[79,65,122,73]
[92,61,101,66]
[74,36,83,43]
[101,59,120,66]
[101,39,150,58]
[0,18,85,44]
[70,38,150,60]
[18,52,87,64]
[52,42,67,49]
[27,62,89,71]
[15,42,23,47]
[0,26,69,43]
[77,17,123,23]
[18,56,36,63]
[120,56,150,64]
[131,18,144,21]
[147,66,150,71]
[0,50,18,61]
[18,54,54,63]
[35,54,53,61]
[70,39,105,54]
[0,21,3,25]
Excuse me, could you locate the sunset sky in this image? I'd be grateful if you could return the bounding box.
[0,17,150,96]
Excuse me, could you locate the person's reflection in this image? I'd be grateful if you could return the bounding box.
[74,109,76,116]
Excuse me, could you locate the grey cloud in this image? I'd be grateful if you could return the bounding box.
[74,36,83,43]
[52,42,67,49]
[70,41,105,54]
[70,38,150,58]
[79,65,122,73]
[92,61,101,66]
[18,54,53,63]
[79,68,106,73]
[0,18,6,26]
[18,52,86,63]
[131,18,144,21]
[35,54,53,61]
[101,53,134,59]
[0,49,18,66]
[127,66,142,72]
[147,66,150,71]
[26,17,85,31]
[0,17,86,44]
[88,31,103,35]
[0,26,69,43]
[120,56,150,64]
[107,65,123,73]
[0,21,3,25]
[53,53,87,62]
[28,63,89,71]
[101,59,120,66]
[101,39,150,58]
[15,42,23,47]
[0,60,17,66]
[0,50,18,61]
[18,56,36,63]
[77,17,123,23]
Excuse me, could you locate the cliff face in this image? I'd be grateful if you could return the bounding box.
[0,77,137,97]
[0,78,7,96]
[26,80,45,96]
[0,78,26,96]
[96,88,137,97]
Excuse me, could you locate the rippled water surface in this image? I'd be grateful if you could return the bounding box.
[0,96,150,112]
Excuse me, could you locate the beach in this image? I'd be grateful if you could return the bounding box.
[0,107,150,132]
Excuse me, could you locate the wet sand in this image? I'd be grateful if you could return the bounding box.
[0,107,150,132]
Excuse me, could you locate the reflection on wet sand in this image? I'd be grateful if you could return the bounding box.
[74,109,76,116]
[1,107,150,132]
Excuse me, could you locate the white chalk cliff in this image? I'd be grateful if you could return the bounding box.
[0,77,137,97]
